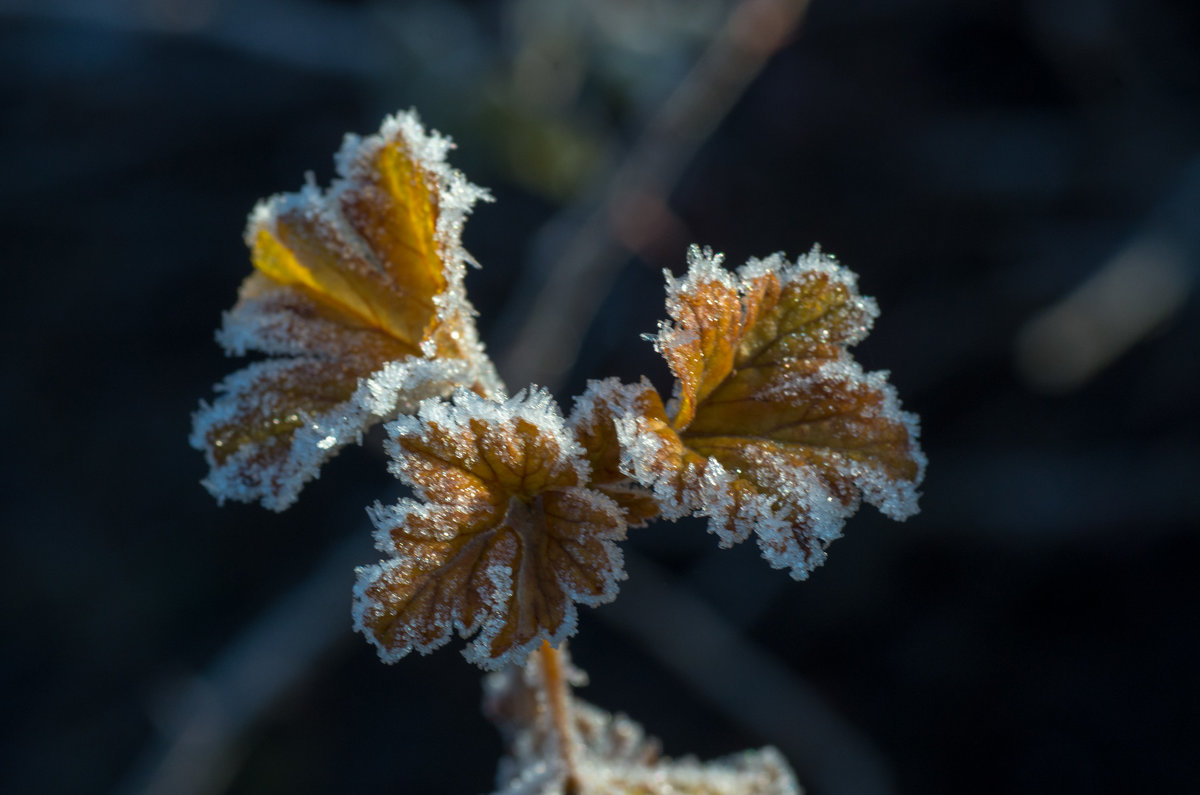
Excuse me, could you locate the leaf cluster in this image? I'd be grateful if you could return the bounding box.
[193,111,925,670]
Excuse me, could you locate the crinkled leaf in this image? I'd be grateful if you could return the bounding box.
[354,389,627,670]
[192,111,499,511]
[568,378,664,527]
[625,245,925,579]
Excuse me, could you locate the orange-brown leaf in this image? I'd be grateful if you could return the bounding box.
[245,122,447,348]
[568,378,667,527]
[629,246,925,578]
[354,388,627,669]
[192,111,498,511]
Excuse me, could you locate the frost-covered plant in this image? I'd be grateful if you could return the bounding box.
[193,110,925,794]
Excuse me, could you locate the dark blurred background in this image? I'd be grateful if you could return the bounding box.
[2,0,1198,793]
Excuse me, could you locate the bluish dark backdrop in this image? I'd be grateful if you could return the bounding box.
[2,1,1197,793]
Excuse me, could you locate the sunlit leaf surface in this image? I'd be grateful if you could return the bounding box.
[191,112,498,510]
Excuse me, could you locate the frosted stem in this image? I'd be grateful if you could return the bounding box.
[539,640,582,793]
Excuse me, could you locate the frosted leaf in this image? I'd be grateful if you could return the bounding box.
[192,109,500,511]
[567,378,665,527]
[190,354,472,512]
[353,388,628,670]
[624,244,925,579]
[484,650,803,795]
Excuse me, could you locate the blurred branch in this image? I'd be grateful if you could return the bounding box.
[494,0,812,391]
[1015,155,1200,392]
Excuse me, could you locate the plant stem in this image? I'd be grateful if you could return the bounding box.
[539,639,582,793]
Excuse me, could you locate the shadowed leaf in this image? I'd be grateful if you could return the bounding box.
[354,389,628,670]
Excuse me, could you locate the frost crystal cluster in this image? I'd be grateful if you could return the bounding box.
[193,109,926,794]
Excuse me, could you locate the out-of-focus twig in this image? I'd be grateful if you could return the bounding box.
[1015,155,1200,392]
[494,0,812,391]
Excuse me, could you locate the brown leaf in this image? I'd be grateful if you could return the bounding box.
[354,388,628,669]
[568,379,667,527]
[626,246,925,578]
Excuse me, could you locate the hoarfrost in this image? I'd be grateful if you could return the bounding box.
[383,387,589,494]
[662,245,737,309]
[613,409,688,521]
[565,378,651,439]
[746,450,854,580]
[354,388,628,670]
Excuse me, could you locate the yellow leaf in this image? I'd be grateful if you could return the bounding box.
[354,388,627,670]
[192,111,499,511]
[246,120,447,348]
[625,246,925,579]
